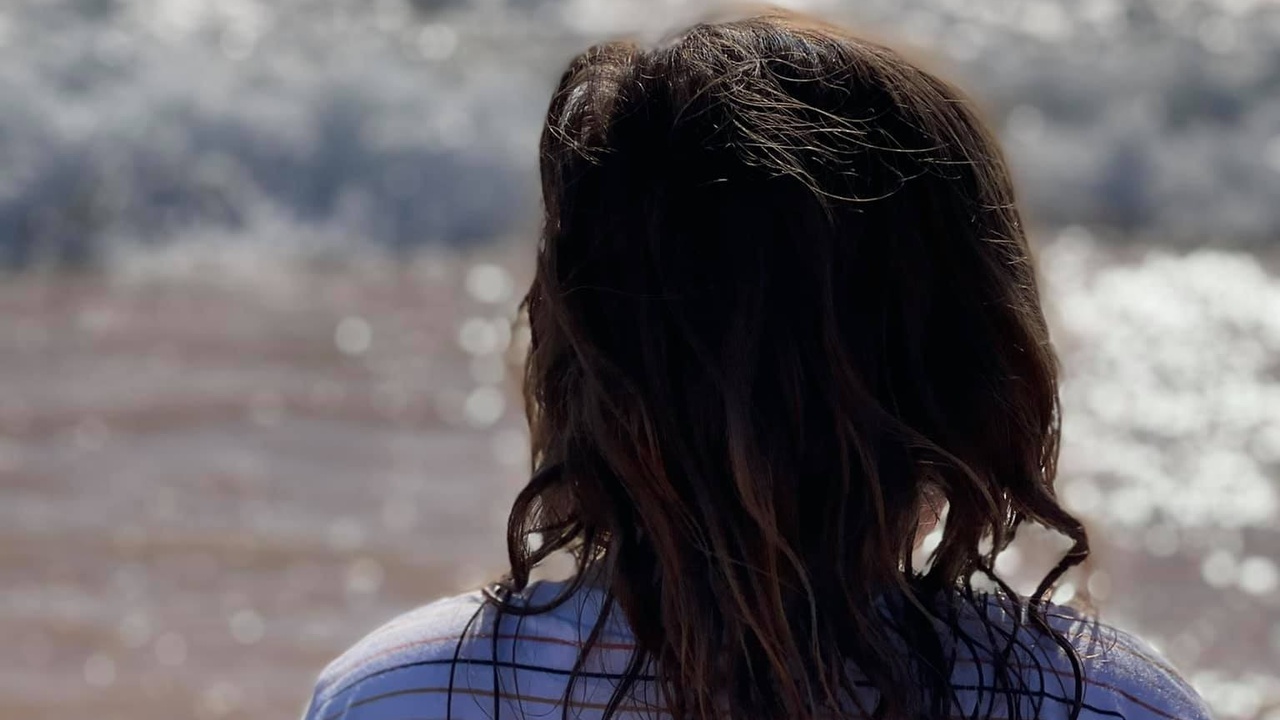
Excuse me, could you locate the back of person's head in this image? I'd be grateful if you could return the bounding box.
[500,10,1090,720]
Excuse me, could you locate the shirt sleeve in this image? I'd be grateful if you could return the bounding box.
[1074,621,1215,720]
[297,592,491,720]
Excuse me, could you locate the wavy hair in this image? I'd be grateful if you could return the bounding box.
[486,11,1090,720]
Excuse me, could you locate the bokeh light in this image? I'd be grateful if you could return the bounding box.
[0,1,1277,719]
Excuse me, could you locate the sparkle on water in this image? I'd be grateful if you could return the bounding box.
[1201,550,1239,589]
[228,609,266,645]
[6,0,1280,275]
[5,1,1280,717]
[457,317,509,357]
[334,316,373,356]
[466,263,515,304]
[463,386,506,429]
[1046,233,1280,532]
[1086,571,1113,601]
[1237,556,1279,597]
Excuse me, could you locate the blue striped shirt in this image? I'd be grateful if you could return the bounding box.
[303,580,1212,720]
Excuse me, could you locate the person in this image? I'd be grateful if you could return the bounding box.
[302,11,1212,720]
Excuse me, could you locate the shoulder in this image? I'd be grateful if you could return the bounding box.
[956,595,1212,720]
[301,580,633,720]
[302,590,490,720]
[1062,612,1213,720]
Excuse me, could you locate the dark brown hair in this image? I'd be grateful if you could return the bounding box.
[488,10,1089,720]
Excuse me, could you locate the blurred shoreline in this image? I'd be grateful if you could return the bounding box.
[3,0,1280,717]
[2,237,1278,718]
[7,0,1280,268]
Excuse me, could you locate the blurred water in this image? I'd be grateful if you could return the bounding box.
[0,247,531,719]
[1042,235,1280,718]
[1,238,1277,719]
[1,1,1279,719]
[3,0,1280,266]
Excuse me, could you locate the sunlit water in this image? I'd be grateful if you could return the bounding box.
[0,237,1276,719]
[1,0,1279,718]
[4,0,1280,266]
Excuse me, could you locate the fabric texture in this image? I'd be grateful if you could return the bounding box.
[302,580,1212,720]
